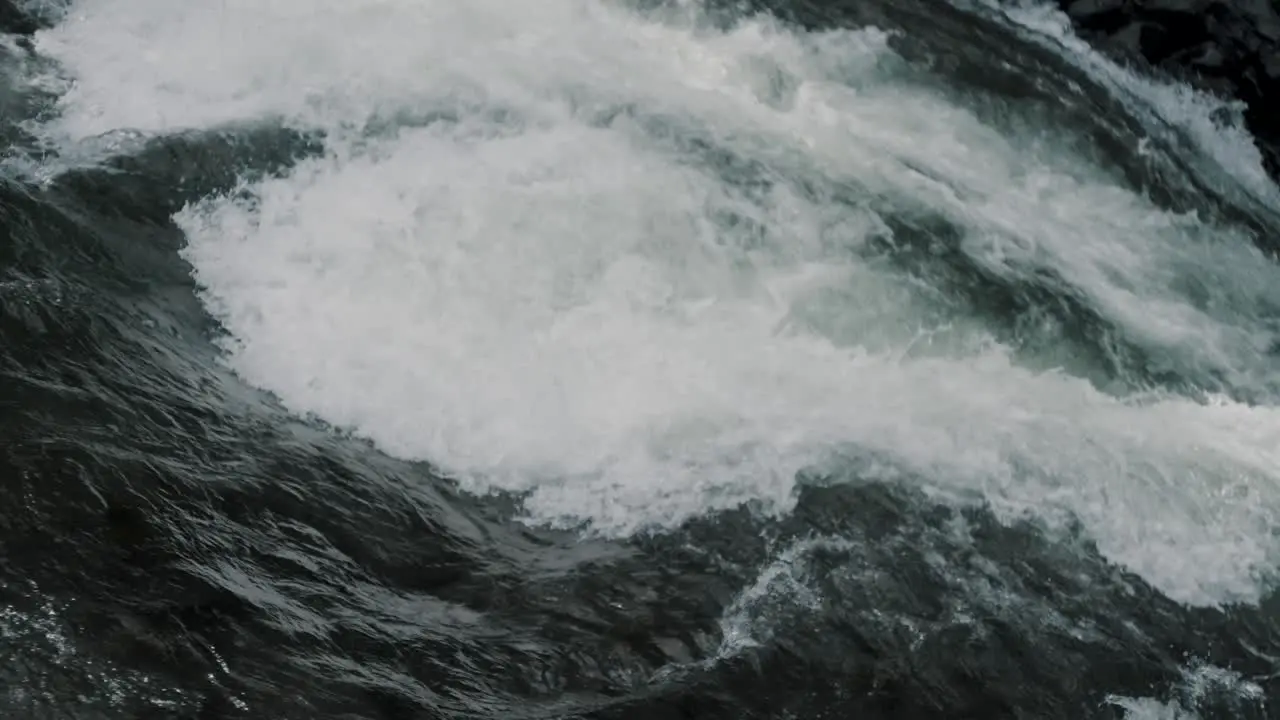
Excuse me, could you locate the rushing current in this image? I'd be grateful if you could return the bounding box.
[4,0,1280,717]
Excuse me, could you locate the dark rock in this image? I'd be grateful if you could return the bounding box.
[1055,0,1280,183]
[1065,0,1134,37]
[1177,41,1227,71]
[1147,0,1213,13]
[1110,21,1179,62]
[1066,0,1128,16]
[0,0,38,35]
[1065,0,1130,28]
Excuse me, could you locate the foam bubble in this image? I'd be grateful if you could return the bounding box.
[32,0,1280,605]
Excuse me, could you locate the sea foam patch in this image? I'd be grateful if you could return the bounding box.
[30,0,1280,606]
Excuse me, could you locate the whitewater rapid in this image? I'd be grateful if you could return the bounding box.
[25,0,1280,608]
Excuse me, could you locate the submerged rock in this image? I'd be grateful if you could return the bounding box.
[1059,0,1280,182]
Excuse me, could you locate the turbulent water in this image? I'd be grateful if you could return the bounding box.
[4,0,1280,717]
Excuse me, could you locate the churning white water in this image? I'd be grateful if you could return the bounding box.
[28,0,1280,606]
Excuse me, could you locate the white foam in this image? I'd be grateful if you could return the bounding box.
[965,0,1280,209]
[1106,662,1265,719]
[1105,696,1199,720]
[31,0,1280,605]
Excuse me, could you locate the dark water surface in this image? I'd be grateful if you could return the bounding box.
[4,1,1280,718]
